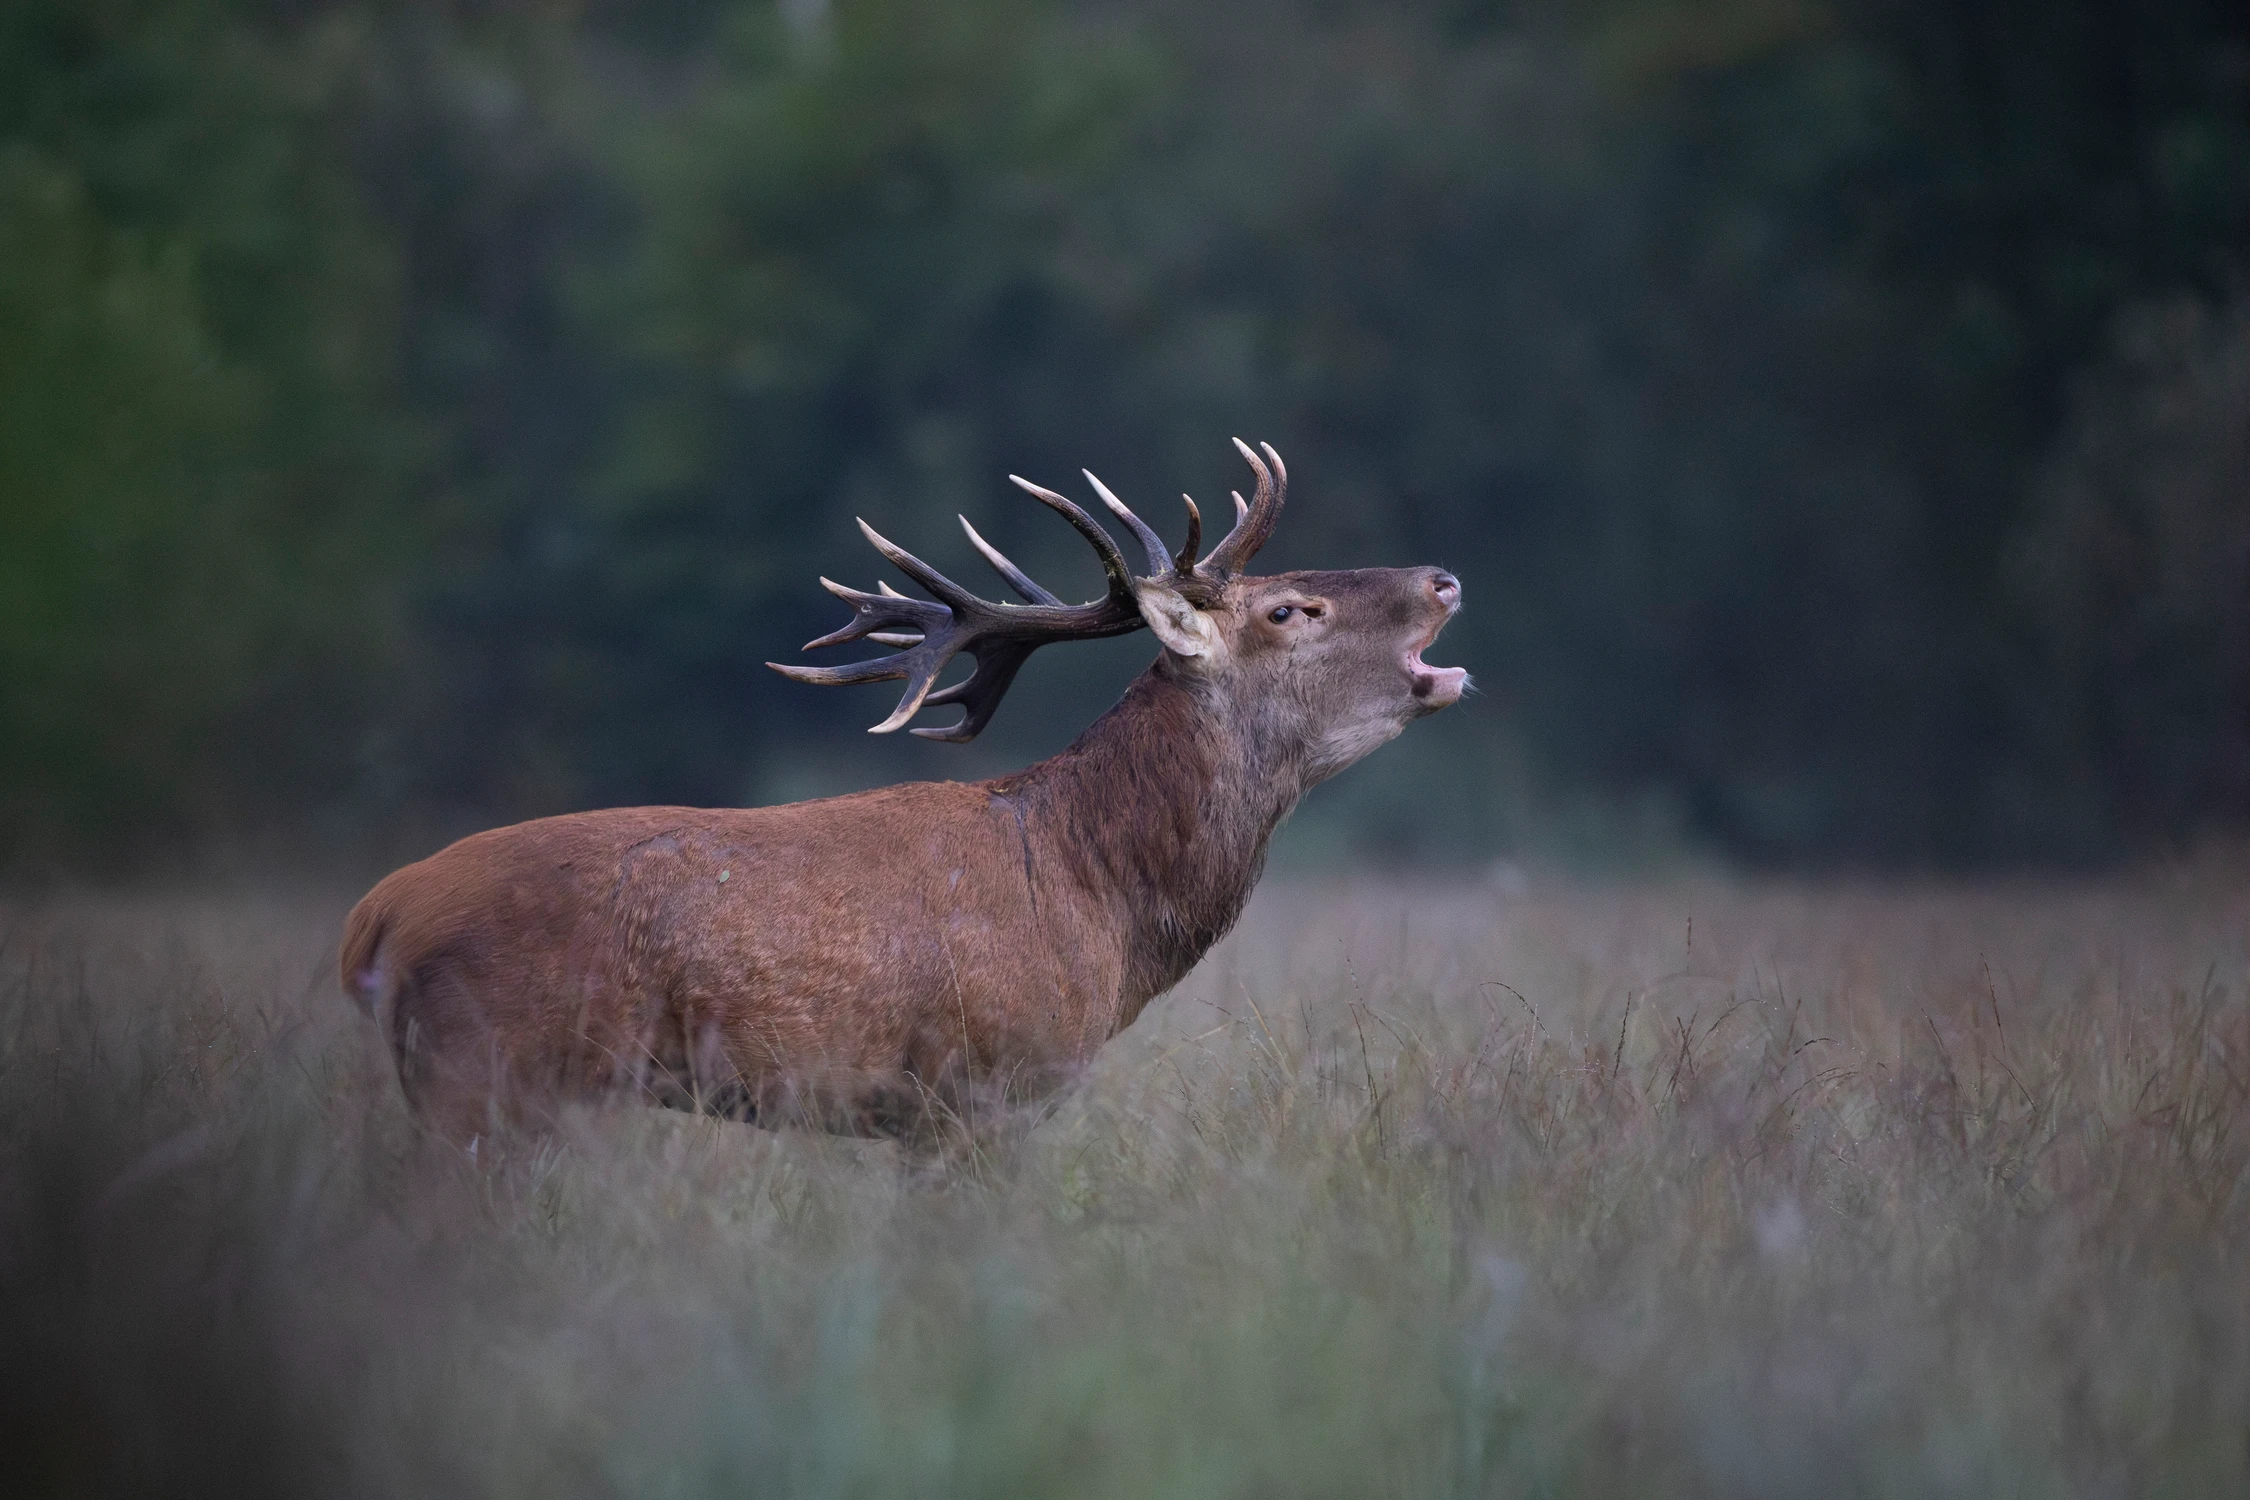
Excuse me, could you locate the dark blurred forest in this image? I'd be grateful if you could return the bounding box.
[2,0,2244,870]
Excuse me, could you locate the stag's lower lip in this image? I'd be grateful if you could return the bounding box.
[1407,650,1469,705]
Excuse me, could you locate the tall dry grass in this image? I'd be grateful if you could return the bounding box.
[1,875,2245,1497]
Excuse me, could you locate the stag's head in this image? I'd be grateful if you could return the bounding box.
[771,441,1466,781]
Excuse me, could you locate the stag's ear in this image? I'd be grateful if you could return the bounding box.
[1135,579,1225,662]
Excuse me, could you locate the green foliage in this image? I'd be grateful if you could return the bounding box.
[2,0,2243,864]
[0,0,415,851]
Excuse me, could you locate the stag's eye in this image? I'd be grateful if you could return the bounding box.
[1268,605,1294,624]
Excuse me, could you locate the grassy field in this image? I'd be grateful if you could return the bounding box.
[2,873,2245,1497]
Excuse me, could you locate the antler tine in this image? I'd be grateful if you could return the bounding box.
[769,631,957,735]
[959,515,1063,606]
[1260,440,1287,490]
[1174,494,1202,574]
[773,572,960,731]
[1197,437,1286,577]
[768,653,911,690]
[800,576,949,652]
[771,613,957,732]
[1081,470,1172,578]
[856,519,979,610]
[1007,475,1136,603]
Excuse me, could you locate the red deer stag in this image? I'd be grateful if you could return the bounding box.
[341,441,1466,1145]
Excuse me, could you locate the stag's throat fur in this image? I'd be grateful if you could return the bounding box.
[342,441,1466,1146]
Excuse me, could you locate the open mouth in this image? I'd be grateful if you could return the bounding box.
[1406,620,1470,708]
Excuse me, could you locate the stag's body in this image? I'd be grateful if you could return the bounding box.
[345,671,1282,1138]
[344,443,1465,1144]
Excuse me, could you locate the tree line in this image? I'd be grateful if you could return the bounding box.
[2,0,2243,867]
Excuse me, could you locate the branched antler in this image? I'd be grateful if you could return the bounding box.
[1195,438,1286,578]
[771,441,1288,740]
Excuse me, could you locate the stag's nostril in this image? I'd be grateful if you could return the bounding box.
[1430,571,1460,605]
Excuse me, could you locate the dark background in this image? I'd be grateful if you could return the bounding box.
[3,0,2243,872]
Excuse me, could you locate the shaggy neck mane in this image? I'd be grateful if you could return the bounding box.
[985,661,1302,1008]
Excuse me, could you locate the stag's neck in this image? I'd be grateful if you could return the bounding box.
[987,664,1304,1011]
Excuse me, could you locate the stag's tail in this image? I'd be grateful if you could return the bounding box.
[339,892,391,1017]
